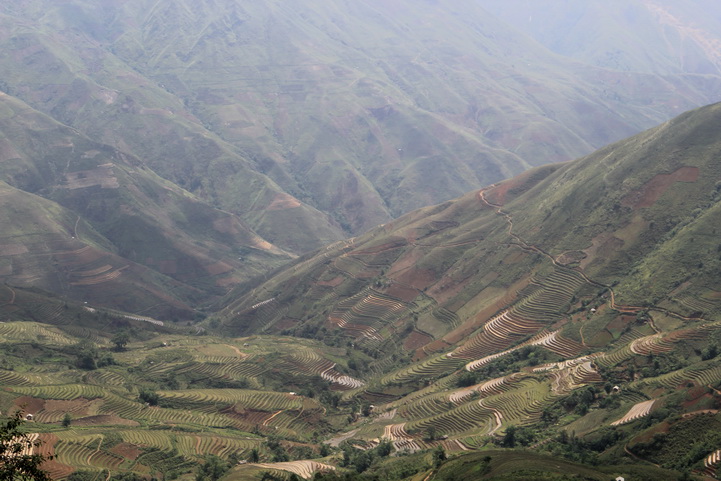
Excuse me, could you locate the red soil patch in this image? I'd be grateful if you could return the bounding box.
[63,164,119,190]
[606,315,636,333]
[41,460,75,481]
[213,216,241,235]
[44,398,99,415]
[353,237,407,255]
[72,414,140,426]
[0,244,29,256]
[267,193,302,211]
[13,396,45,414]
[426,273,475,306]
[54,245,107,266]
[392,267,436,291]
[384,284,420,303]
[205,261,234,276]
[580,233,624,270]
[403,330,434,351]
[622,166,700,209]
[387,249,424,278]
[110,442,144,460]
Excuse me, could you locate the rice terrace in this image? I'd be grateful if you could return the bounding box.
[3,1,721,480]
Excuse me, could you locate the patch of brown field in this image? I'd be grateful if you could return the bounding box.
[267,193,302,211]
[483,175,526,206]
[426,273,474,306]
[392,267,436,291]
[606,314,636,333]
[63,164,120,190]
[44,398,99,415]
[156,259,178,275]
[384,284,420,302]
[353,237,407,255]
[556,250,587,266]
[0,244,29,256]
[387,249,424,277]
[110,442,143,460]
[580,233,624,270]
[72,414,140,426]
[706,290,721,300]
[317,276,345,287]
[205,261,234,276]
[13,396,45,414]
[212,216,241,235]
[41,460,75,481]
[502,251,527,265]
[442,275,530,345]
[36,433,58,459]
[403,330,434,351]
[622,166,700,209]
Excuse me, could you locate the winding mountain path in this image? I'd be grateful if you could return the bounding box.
[477,188,709,322]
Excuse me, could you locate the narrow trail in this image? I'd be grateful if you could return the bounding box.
[73,215,80,239]
[477,188,708,323]
[263,410,283,426]
[1,285,16,306]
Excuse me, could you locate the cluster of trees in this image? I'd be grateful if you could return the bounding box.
[0,411,51,481]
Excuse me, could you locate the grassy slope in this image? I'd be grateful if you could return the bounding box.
[2,1,721,241]
[0,92,293,318]
[204,102,721,477]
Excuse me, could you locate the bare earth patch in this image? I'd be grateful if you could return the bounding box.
[403,330,434,351]
[622,166,699,209]
[72,414,140,426]
[110,442,144,460]
[267,193,302,211]
[63,163,120,190]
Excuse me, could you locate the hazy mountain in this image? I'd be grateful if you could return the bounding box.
[0,91,293,319]
[1,0,721,249]
[483,0,721,75]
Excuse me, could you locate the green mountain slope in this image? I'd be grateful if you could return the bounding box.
[209,102,721,475]
[1,0,721,244]
[0,92,293,318]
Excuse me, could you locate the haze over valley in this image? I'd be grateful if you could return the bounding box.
[2,2,721,480]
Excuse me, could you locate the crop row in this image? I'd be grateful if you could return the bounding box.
[381,354,464,385]
[610,399,656,426]
[157,389,309,412]
[10,384,106,400]
[175,434,259,458]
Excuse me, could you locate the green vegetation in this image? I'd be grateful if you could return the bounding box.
[0,411,52,481]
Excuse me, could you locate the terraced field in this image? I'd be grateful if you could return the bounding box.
[452,269,588,363]
[610,399,657,426]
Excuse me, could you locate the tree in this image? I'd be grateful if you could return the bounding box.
[111,331,131,352]
[62,413,72,428]
[432,446,446,468]
[0,410,52,481]
[195,455,229,481]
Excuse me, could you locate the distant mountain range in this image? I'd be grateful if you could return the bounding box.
[1,0,721,316]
